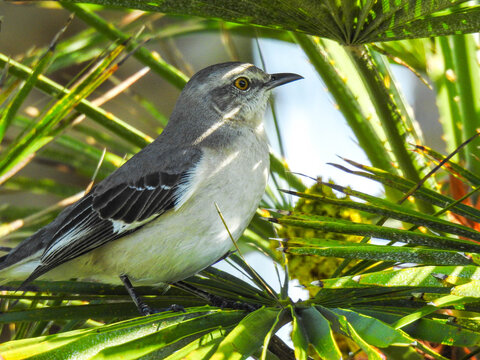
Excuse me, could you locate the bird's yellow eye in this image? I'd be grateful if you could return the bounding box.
[234,77,250,91]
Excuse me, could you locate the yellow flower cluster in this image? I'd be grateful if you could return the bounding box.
[275,180,368,296]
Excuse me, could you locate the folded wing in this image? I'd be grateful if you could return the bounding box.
[19,147,202,283]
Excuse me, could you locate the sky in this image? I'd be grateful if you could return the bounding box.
[256,38,418,195]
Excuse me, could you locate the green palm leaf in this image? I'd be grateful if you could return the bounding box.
[58,0,480,43]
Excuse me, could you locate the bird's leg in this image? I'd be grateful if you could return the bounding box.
[120,274,185,315]
[120,274,155,316]
[174,280,259,312]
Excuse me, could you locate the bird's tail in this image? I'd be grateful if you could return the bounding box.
[0,250,13,286]
[0,247,11,271]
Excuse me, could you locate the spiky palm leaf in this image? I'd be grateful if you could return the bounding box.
[1,1,480,359]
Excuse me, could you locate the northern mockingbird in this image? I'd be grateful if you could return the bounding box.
[0,62,302,313]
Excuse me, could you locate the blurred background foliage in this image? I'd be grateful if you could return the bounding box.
[1,1,480,359]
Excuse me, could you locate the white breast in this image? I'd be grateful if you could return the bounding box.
[48,126,270,285]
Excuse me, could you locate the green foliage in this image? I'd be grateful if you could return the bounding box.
[1,1,480,359]
[274,181,368,297]
[58,0,480,44]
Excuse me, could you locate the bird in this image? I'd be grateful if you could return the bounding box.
[0,62,303,314]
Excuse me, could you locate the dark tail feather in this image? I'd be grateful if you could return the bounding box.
[0,251,10,271]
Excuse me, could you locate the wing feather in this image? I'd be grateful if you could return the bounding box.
[18,147,203,284]
[123,189,155,222]
[110,190,145,220]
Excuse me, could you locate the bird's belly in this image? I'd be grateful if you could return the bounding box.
[53,134,269,285]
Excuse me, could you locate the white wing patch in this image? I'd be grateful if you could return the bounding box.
[111,219,130,233]
[111,216,157,234]
[128,184,171,191]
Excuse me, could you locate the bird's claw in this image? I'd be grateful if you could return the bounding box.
[142,303,186,315]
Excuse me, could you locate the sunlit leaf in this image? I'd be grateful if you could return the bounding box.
[58,0,480,44]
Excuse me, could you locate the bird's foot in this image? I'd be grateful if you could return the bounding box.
[207,293,260,312]
[140,303,186,315]
[154,303,187,314]
[166,303,186,312]
[139,302,155,316]
[174,281,260,312]
[120,274,188,316]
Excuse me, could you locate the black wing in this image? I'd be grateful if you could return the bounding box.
[92,171,182,223]
[20,147,202,283]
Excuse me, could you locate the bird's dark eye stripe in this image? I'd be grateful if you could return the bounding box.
[234,77,250,90]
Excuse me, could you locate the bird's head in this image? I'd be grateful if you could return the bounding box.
[170,62,303,132]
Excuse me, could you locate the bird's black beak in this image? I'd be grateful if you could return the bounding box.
[265,72,304,90]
